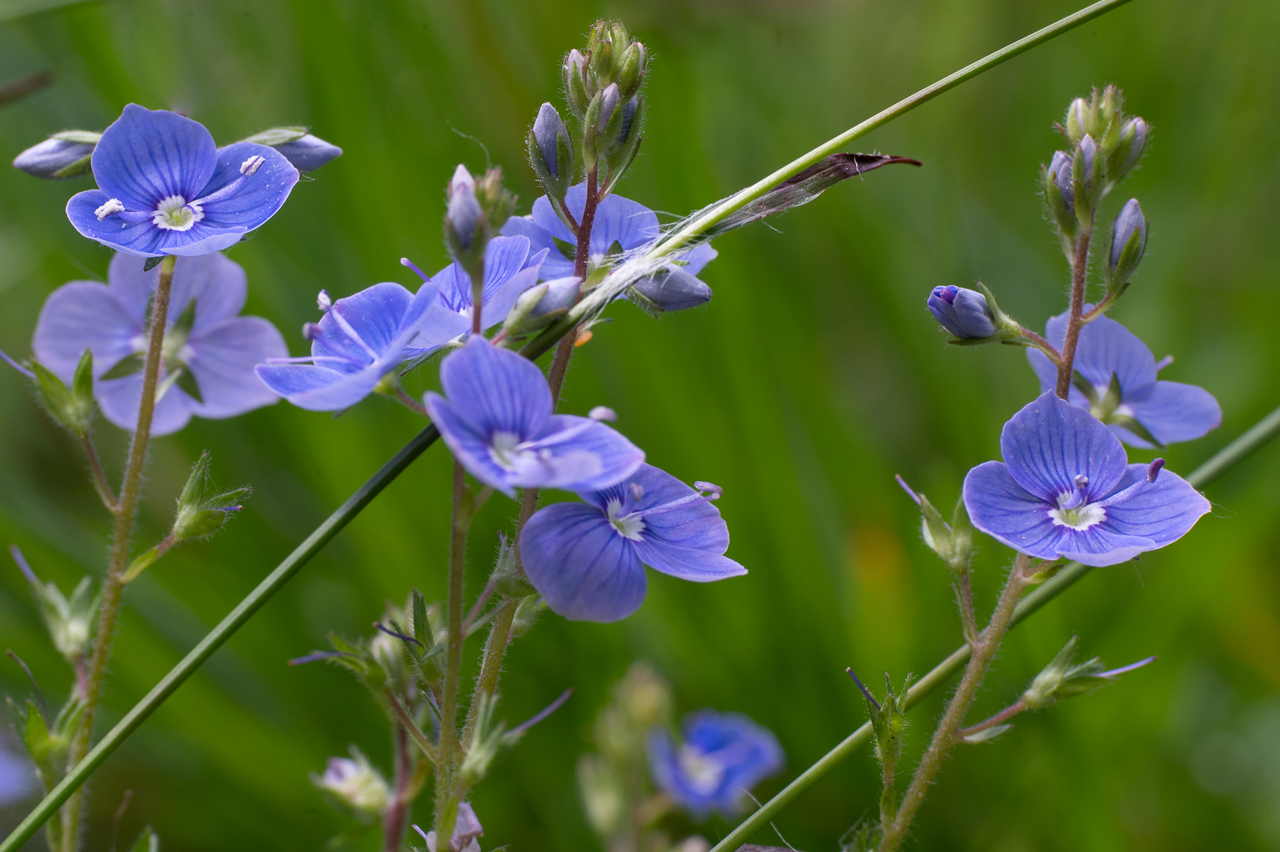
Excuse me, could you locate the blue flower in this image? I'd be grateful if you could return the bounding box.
[425,337,643,497]
[66,105,299,257]
[647,710,784,819]
[519,464,745,622]
[927,285,997,339]
[501,185,716,310]
[29,252,286,435]
[1027,311,1221,447]
[963,392,1211,567]
[402,235,548,353]
[255,279,442,412]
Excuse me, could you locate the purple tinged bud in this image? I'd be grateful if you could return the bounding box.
[927,285,997,339]
[1108,198,1147,284]
[13,137,96,179]
[447,164,482,249]
[274,133,343,172]
[1077,134,1098,193]
[1122,118,1147,171]
[597,83,620,133]
[1147,458,1165,483]
[531,275,580,317]
[631,266,712,312]
[589,405,617,422]
[617,96,639,145]
[1065,97,1089,141]
[533,102,570,179]
[1050,150,1074,211]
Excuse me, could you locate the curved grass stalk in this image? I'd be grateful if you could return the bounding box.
[0,2,1139,847]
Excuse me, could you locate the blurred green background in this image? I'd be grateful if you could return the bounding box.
[2,0,1279,849]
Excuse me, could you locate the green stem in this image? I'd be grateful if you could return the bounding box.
[434,460,470,844]
[61,255,174,852]
[955,698,1028,740]
[877,556,1034,852]
[382,718,413,852]
[705,401,1280,852]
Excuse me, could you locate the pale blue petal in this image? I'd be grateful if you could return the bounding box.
[963,461,1064,559]
[437,337,551,438]
[632,538,745,582]
[679,243,717,276]
[1099,463,1211,547]
[32,282,140,381]
[96,371,194,436]
[520,502,648,622]
[187,316,287,417]
[91,104,216,209]
[480,264,544,332]
[166,253,249,331]
[1124,381,1222,446]
[422,393,520,496]
[999,392,1127,503]
[254,362,382,412]
[312,283,415,367]
[1042,311,1157,393]
[66,190,174,258]
[525,415,645,491]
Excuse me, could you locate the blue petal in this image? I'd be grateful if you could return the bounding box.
[1123,380,1222,447]
[999,392,1128,503]
[422,393,520,496]
[520,502,648,622]
[679,243,717,276]
[66,190,178,258]
[1025,348,1059,395]
[165,253,250,331]
[436,337,551,438]
[531,415,645,491]
[587,464,729,551]
[188,316,286,417]
[479,263,544,332]
[1042,311,1157,394]
[32,281,140,381]
[195,141,300,233]
[254,362,381,412]
[91,104,217,209]
[96,371,195,436]
[146,224,248,258]
[312,283,415,367]
[574,187,660,254]
[963,461,1066,560]
[632,537,745,582]
[1097,463,1211,548]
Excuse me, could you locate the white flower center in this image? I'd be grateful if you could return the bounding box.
[606,498,645,540]
[152,195,204,231]
[676,746,725,795]
[489,431,524,470]
[1049,502,1106,530]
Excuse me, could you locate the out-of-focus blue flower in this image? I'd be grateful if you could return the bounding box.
[29,252,286,435]
[501,185,716,309]
[1027,311,1221,447]
[519,464,744,622]
[963,392,1210,567]
[647,710,783,819]
[256,279,441,412]
[425,337,643,497]
[312,748,390,818]
[0,739,33,807]
[927,285,996,339]
[402,235,548,352]
[66,105,299,257]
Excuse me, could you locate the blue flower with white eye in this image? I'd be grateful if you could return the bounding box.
[255,279,441,412]
[66,104,299,257]
[26,252,286,435]
[402,234,548,353]
[425,337,643,497]
[501,185,717,311]
[1027,311,1221,448]
[647,710,784,819]
[519,464,745,622]
[963,392,1211,567]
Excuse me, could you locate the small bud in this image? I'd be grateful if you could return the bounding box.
[13,134,99,179]
[1064,97,1089,143]
[850,670,913,772]
[11,546,99,663]
[313,748,391,819]
[274,133,343,172]
[895,476,974,571]
[616,42,646,100]
[1072,134,1102,215]
[1044,150,1077,238]
[927,285,996,340]
[564,49,591,116]
[503,276,581,338]
[630,267,712,313]
[446,164,482,250]
[1107,117,1148,181]
[29,350,94,437]
[491,532,537,597]
[1107,198,1147,287]
[532,103,571,180]
[1098,85,1121,130]
[597,82,621,134]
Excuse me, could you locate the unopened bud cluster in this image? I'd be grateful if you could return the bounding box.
[445,164,517,280]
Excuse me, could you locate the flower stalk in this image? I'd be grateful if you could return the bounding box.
[1055,225,1094,398]
[61,254,175,852]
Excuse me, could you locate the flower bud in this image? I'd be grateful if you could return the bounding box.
[446,164,482,251]
[170,451,249,544]
[616,41,646,100]
[927,285,996,340]
[503,276,581,338]
[13,132,99,179]
[313,749,391,819]
[12,546,99,663]
[1072,134,1102,215]
[1107,116,1148,181]
[597,82,621,136]
[1107,198,1147,287]
[1021,636,1155,711]
[274,133,343,172]
[630,267,712,313]
[1064,97,1089,143]
[29,349,94,437]
[528,103,573,199]
[1044,150,1077,238]
[564,49,590,116]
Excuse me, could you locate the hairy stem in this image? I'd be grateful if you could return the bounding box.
[434,460,469,843]
[383,720,413,852]
[1055,226,1093,398]
[80,434,117,512]
[955,698,1027,740]
[953,568,978,646]
[876,555,1034,852]
[461,600,518,748]
[61,255,175,852]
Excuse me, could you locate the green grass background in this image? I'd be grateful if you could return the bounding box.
[1,0,1279,849]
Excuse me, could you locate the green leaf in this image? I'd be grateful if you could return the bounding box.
[128,826,159,852]
[122,546,161,584]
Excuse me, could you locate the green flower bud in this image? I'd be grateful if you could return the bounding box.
[1021,636,1155,710]
[168,451,250,549]
[895,477,974,571]
[28,349,94,437]
[1106,198,1147,289]
[12,546,100,663]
